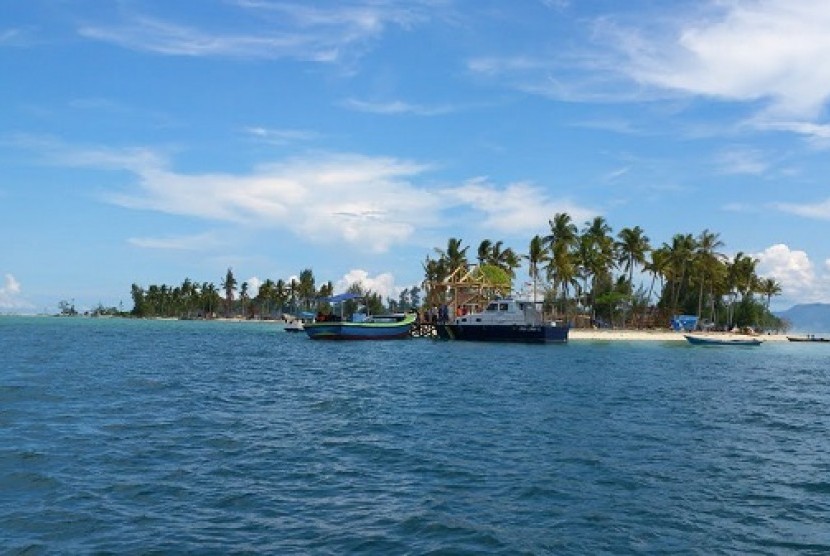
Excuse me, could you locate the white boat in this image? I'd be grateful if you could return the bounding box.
[684,334,763,346]
[284,321,304,333]
[436,298,569,344]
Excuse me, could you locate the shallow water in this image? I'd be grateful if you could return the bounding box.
[1,316,829,554]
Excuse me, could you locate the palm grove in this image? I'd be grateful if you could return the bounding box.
[129,212,784,330]
[422,213,785,331]
[129,268,422,319]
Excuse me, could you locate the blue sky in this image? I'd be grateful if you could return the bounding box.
[3,0,830,313]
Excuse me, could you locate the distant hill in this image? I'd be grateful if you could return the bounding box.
[776,303,830,332]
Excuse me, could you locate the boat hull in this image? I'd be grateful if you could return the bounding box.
[437,323,569,344]
[304,315,415,340]
[787,336,830,342]
[684,334,762,346]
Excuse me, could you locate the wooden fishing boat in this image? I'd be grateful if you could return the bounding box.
[303,292,416,340]
[684,334,763,346]
[304,313,416,340]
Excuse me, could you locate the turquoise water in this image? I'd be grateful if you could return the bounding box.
[2,316,829,554]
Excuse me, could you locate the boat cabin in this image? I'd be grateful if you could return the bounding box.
[453,298,545,326]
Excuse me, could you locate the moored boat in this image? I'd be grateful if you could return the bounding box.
[304,312,416,340]
[786,335,830,342]
[284,321,304,333]
[284,311,315,333]
[437,298,568,344]
[684,334,763,346]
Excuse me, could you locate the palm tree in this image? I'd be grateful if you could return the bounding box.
[616,226,651,289]
[665,233,697,316]
[287,278,299,315]
[435,237,469,275]
[547,243,579,318]
[545,212,578,254]
[757,277,782,326]
[545,213,579,313]
[730,252,759,300]
[693,229,725,320]
[221,268,237,318]
[488,240,520,278]
[240,282,249,318]
[298,268,316,310]
[257,279,275,319]
[422,255,448,308]
[274,279,287,315]
[525,235,548,302]
[477,239,492,266]
[580,217,616,321]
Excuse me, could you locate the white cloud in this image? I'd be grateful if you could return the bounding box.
[0,273,33,312]
[341,98,454,116]
[468,1,830,129]
[78,2,428,62]
[336,269,398,300]
[128,232,224,251]
[444,177,596,235]
[754,243,830,306]
[244,126,319,144]
[772,197,830,220]
[31,138,596,254]
[244,276,262,299]
[616,0,830,119]
[715,146,770,175]
[96,150,439,253]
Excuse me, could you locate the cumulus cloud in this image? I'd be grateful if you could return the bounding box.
[754,243,830,305]
[336,269,398,300]
[0,273,33,312]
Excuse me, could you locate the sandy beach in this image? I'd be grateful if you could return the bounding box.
[569,329,789,342]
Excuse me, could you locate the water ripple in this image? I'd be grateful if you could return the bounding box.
[1,317,829,553]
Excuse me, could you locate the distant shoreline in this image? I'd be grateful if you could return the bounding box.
[2,314,794,342]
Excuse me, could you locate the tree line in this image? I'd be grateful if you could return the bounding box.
[129,267,422,319]
[423,213,785,330]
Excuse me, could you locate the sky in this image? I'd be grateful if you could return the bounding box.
[3,0,830,314]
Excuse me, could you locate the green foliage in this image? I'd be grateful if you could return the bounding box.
[476,264,511,288]
[428,215,785,329]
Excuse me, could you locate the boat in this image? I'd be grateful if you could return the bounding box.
[436,298,569,344]
[684,334,763,346]
[284,311,315,333]
[302,292,416,340]
[787,335,830,342]
[284,321,304,333]
[303,312,416,340]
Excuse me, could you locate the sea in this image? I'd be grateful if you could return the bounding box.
[1,316,829,555]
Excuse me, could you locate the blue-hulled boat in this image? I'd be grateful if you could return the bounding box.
[303,292,416,340]
[684,334,763,346]
[304,313,416,340]
[437,298,569,344]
